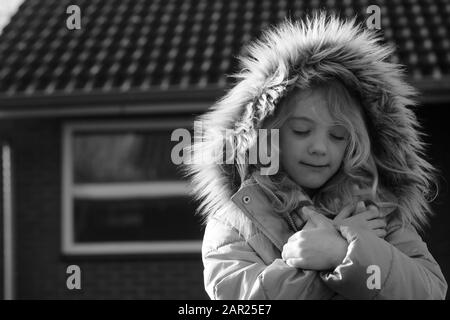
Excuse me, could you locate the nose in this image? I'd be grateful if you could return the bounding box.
[308,134,327,156]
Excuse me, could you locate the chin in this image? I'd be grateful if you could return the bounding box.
[294,176,328,190]
[301,182,325,190]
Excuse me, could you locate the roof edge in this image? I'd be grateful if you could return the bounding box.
[0,78,449,118]
[0,85,227,110]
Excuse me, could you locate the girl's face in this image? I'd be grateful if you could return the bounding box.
[280,87,349,194]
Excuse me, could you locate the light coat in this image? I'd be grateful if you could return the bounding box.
[202,177,447,299]
[184,14,448,299]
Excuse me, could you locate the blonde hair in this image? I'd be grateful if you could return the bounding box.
[243,78,409,226]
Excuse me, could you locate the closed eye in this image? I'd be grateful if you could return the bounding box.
[330,134,346,141]
[292,130,310,136]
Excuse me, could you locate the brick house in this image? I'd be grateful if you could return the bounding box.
[0,0,449,299]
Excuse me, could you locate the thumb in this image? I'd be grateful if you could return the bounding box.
[355,201,366,214]
[335,202,355,220]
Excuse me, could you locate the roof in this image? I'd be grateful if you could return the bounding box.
[0,0,449,112]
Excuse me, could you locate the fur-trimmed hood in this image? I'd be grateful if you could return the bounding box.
[183,13,437,233]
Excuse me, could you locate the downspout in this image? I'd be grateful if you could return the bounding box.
[2,142,14,300]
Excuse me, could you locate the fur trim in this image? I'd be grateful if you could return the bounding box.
[182,13,437,234]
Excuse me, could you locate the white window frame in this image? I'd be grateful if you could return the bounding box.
[61,120,201,255]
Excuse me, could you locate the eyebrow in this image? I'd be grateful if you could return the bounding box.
[289,116,343,127]
[289,116,314,123]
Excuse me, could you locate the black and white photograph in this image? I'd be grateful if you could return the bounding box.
[0,0,449,304]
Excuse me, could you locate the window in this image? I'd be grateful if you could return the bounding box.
[61,120,201,255]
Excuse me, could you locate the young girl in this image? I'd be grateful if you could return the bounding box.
[183,13,447,299]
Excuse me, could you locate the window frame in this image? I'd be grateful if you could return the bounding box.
[61,119,201,255]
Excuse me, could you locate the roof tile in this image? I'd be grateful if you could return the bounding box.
[0,0,449,97]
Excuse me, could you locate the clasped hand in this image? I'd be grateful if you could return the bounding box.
[281,201,387,271]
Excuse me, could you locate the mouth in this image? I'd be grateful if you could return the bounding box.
[300,162,329,168]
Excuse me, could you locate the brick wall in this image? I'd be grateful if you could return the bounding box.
[0,116,208,300]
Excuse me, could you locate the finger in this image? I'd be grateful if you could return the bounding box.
[368,218,387,230]
[281,243,289,260]
[300,207,319,228]
[355,201,366,215]
[299,206,312,221]
[335,202,355,220]
[286,258,304,268]
[282,242,295,260]
[361,206,380,220]
[282,240,304,262]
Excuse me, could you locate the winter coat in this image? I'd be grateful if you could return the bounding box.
[184,13,448,299]
[202,173,447,299]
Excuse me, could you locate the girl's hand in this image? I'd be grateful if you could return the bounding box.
[282,207,348,270]
[333,201,387,238]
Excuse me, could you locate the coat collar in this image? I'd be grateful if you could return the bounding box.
[230,180,295,251]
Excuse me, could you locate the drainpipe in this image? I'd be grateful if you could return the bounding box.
[2,142,14,300]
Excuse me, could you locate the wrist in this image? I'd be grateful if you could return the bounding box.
[331,237,348,269]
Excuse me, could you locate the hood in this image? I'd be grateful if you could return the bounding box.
[183,13,437,233]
